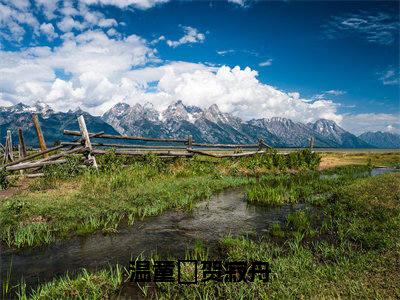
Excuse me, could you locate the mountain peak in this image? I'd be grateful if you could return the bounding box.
[114,102,131,110]
[359,131,400,148]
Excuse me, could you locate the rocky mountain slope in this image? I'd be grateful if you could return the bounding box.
[102,101,373,148]
[359,131,400,149]
[0,102,118,147]
[0,101,379,148]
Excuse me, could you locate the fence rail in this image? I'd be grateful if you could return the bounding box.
[1,114,314,177]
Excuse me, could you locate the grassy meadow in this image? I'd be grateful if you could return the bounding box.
[1,150,399,299]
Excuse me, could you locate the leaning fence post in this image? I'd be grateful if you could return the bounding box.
[258,138,265,151]
[309,136,315,151]
[78,115,98,169]
[32,114,49,158]
[18,128,27,158]
[6,130,13,162]
[3,130,13,163]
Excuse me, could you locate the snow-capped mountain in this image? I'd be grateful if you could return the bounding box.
[309,119,371,148]
[0,101,380,148]
[0,102,118,147]
[101,101,374,148]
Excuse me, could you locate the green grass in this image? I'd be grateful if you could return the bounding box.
[246,165,372,206]
[13,172,400,299]
[0,151,319,248]
[17,265,123,300]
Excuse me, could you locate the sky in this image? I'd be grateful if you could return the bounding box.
[0,0,399,135]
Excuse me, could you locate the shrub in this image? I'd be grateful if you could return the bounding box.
[42,155,83,180]
[0,168,9,190]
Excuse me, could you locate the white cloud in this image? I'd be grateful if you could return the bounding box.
[0,27,344,125]
[0,2,40,42]
[378,68,399,85]
[153,65,342,123]
[314,89,346,99]
[324,11,399,45]
[227,0,249,7]
[80,0,169,9]
[341,113,400,135]
[259,59,273,67]
[166,26,205,48]
[325,89,346,96]
[34,0,60,19]
[150,35,165,45]
[0,0,120,43]
[0,30,158,113]
[216,49,235,56]
[40,23,58,40]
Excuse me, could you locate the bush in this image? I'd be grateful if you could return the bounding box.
[0,168,9,190]
[42,155,84,180]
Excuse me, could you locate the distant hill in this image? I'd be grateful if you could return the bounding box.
[358,131,400,149]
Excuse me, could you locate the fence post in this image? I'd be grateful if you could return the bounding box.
[258,138,265,151]
[3,130,13,163]
[309,136,315,151]
[32,114,49,157]
[18,128,27,158]
[78,115,98,169]
[187,135,193,149]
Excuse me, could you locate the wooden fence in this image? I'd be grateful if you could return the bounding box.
[1,114,314,177]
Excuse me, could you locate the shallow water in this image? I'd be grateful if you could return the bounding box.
[320,167,399,180]
[0,189,305,290]
[1,167,397,292]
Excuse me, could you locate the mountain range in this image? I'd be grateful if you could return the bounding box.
[0,101,399,149]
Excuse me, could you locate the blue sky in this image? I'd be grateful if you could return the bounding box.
[0,0,399,134]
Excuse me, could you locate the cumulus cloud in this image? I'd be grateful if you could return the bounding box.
[0,30,158,113]
[152,65,342,123]
[40,23,58,40]
[166,26,205,48]
[341,113,400,135]
[0,26,343,124]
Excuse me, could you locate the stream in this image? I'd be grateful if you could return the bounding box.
[0,189,305,291]
[0,167,398,292]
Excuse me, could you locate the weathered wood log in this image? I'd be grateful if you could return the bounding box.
[67,131,105,150]
[26,173,44,178]
[3,145,64,167]
[260,140,272,149]
[61,142,188,150]
[78,115,98,169]
[6,159,67,172]
[18,128,27,158]
[187,149,268,158]
[32,114,48,157]
[92,149,193,157]
[36,146,87,163]
[187,135,193,149]
[63,130,187,143]
[309,137,315,150]
[191,142,260,148]
[6,130,13,162]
